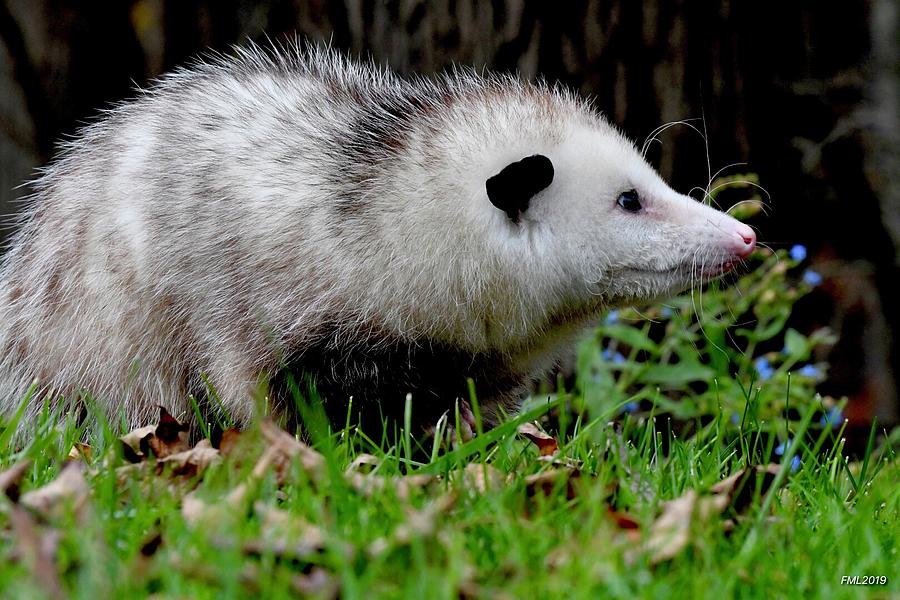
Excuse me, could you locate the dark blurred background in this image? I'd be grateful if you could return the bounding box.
[0,1,897,426]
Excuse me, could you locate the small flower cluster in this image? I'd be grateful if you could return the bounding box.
[602,348,627,364]
[790,244,822,287]
[754,356,776,381]
[775,438,802,472]
[754,355,823,382]
[819,406,843,429]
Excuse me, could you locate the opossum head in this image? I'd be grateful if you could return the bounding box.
[473,112,756,335]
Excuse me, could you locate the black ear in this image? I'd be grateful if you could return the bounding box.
[485,154,554,223]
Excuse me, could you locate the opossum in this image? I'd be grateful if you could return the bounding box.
[0,43,756,435]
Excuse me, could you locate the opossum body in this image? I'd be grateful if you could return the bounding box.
[0,43,756,432]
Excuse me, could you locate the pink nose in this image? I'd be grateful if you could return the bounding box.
[733,224,757,259]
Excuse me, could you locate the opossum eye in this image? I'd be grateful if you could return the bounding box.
[486,154,554,223]
[617,189,642,212]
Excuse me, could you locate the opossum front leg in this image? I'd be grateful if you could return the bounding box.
[433,398,477,446]
[198,349,262,428]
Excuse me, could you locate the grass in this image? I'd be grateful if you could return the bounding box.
[1,242,897,598]
[0,384,897,599]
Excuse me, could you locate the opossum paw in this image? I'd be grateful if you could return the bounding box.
[423,399,478,450]
[446,399,477,448]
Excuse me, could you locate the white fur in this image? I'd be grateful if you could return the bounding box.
[0,42,754,429]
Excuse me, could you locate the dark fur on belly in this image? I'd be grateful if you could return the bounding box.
[272,336,527,435]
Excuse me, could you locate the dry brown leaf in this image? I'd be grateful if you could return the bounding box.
[517,422,559,456]
[630,465,783,566]
[452,463,506,494]
[367,494,456,557]
[346,472,435,500]
[8,505,65,598]
[289,567,339,599]
[634,490,730,564]
[67,442,92,462]
[20,461,90,522]
[709,464,780,514]
[523,468,581,501]
[248,501,331,559]
[607,507,642,543]
[259,419,326,483]
[117,439,221,484]
[345,452,438,498]
[154,440,221,477]
[345,453,381,474]
[181,459,263,526]
[146,406,191,458]
[536,455,583,470]
[239,564,339,599]
[0,458,32,502]
[181,442,282,527]
[217,427,244,457]
[139,531,164,557]
[181,491,234,527]
[119,425,156,462]
[119,407,190,462]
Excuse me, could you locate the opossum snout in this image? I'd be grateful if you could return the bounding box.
[712,221,756,276]
[729,222,757,259]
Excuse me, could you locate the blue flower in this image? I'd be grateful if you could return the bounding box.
[602,349,626,364]
[820,407,843,429]
[755,356,775,381]
[605,310,619,324]
[775,439,801,471]
[730,412,741,425]
[660,306,674,318]
[803,270,823,286]
[775,439,791,456]
[798,364,821,379]
[789,244,807,261]
[621,401,639,414]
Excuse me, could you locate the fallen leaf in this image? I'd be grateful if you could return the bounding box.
[346,472,435,500]
[8,506,65,598]
[517,422,559,456]
[523,469,581,501]
[618,463,790,565]
[289,567,339,598]
[119,425,156,462]
[145,406,191,458]
[20,461,90,521]
[239,564,339,599]
[344,451,436,499]
[259,419,326,483]
[710,464,780,514]
[139,531,164,557]
[452,463,506,494]
[247,501,331,560]
[217,427,244,457]
[181,492,211,525]
[607,507,641,536]
[181,442,284,527]
[635,490,730,564]
[155,440,221,477]
[117,439,221,483]
[67,442,92,462]
[367,494,456,557]
[536,455,583,469]
[0,458,32,502]
[345,453,381,474]
[119,407,190,462]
